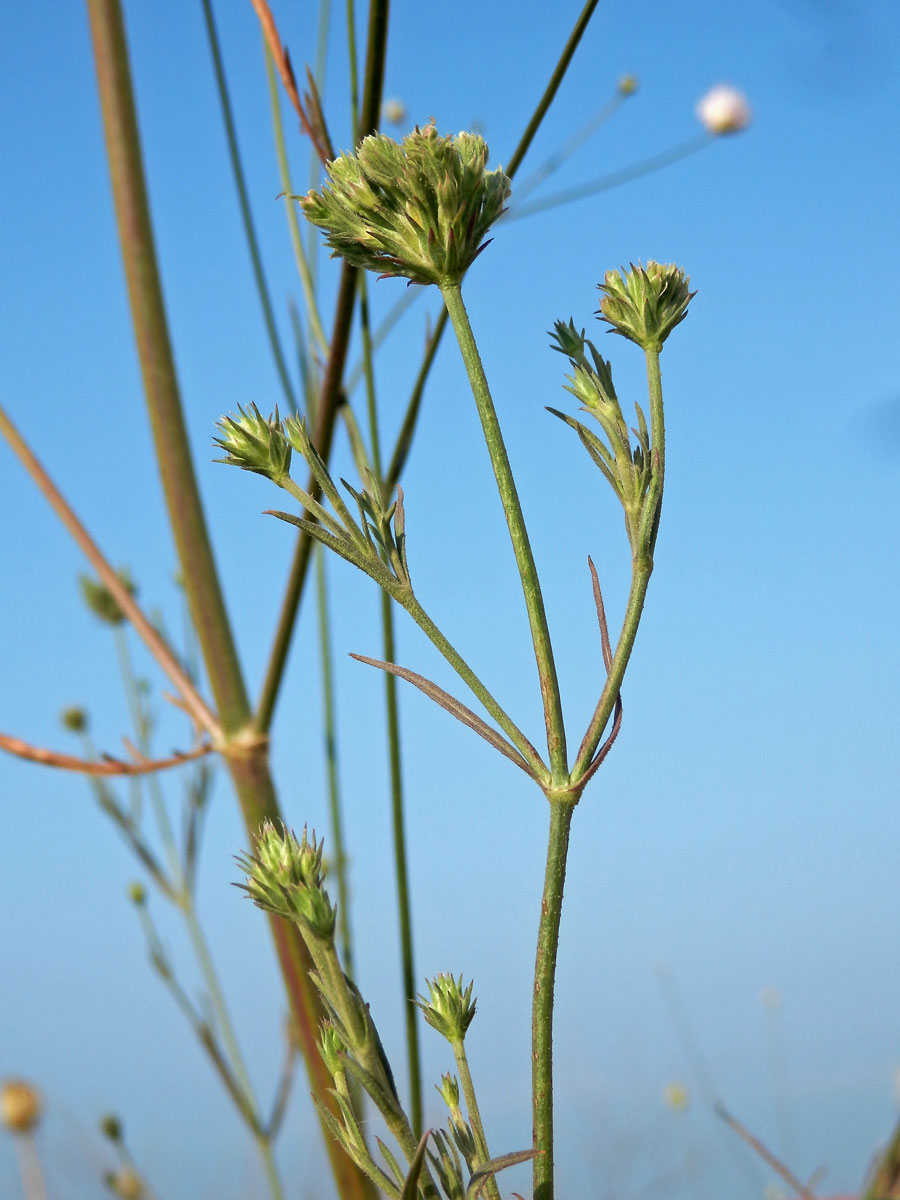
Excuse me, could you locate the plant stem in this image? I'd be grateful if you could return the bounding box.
[439,283,567,780]
[360,271,423,1135]
[532,799,575,1200]
[315,546,354,974]
[452,1039,500,1200]
[264,44,329,356]
[504,0,601,178]
[201,0,297,410]
[572,347,665,780]
[255,261,358,734]
[85,8,373,1196]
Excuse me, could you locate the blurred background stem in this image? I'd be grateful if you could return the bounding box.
[85,4,375,1196]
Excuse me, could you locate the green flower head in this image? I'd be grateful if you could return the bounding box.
[213,404,291,483]
[237,822,336,941]
[597,261,695,352]
[416,973,476,1042]
[299,123,510,286]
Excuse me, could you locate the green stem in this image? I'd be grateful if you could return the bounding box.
[201,0,297,410]
[439,283,567,780]
[507,134,712,222]
[87,0,248,734]
[264,45,329,356]
[504,0,601,178]
[531,799,574,1200]
[360,272,423,1135]
[315,546,354,974]
[452,1039,500,1200]
[382,589,423,1133]
[85,9,373,1197]
[255,261,358,733]
[572,347,665,781]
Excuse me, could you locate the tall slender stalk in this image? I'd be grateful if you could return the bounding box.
[200,0,297,410]
[315,545,355,973]
[531,799,575,1200]
[359,271,423,1135]
[84,6,373,1197]
[439,283,567,781]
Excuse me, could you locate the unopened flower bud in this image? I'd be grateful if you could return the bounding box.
[381,98,407,125]
[128,882,146,907]
[106,1166,145,1199]
[617,74,638,96]
[79,570,136,626]
[696,85,751,135]
[237,823,336,941]
[61,706,88,732]
[99,1113,123,1142]
[300,123,510,286]
[1,1079,42,1133]
[319,1021,346,1077]
[213,404,292,482]
[597,261,694,352]
[663,1082,690,1112]
[417,974,476,1043]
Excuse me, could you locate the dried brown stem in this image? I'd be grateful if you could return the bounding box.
[0,731,213,777]
[0,403,221,741]
[715,1102,817,1200]
[248,0,330,164]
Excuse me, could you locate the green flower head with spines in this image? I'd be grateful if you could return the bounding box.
[236,822,336,941]
[597,261,695,352]
[299,123,510,286]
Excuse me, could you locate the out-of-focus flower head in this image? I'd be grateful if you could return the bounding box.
[381,98,407,125]
[696,85,751,135]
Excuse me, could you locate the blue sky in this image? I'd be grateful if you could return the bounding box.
[2,2,899,1198]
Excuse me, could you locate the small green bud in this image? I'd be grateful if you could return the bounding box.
[237,822,337,941]
[60,705,88,733]
[127,882,146,907]
[79,569,136,626]
[417,973,476,1043]
[436,1072,463,1123]
[597,261,695,352]
[617,74,638,96]
[319,1021,346,1077]
[213,404,292,482]
[299,123,510,286]
[99,1113,123,1142]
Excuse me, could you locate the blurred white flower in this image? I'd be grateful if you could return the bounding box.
[696,84,751,134]
[381,97,407,125]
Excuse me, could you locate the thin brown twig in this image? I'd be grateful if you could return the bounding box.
[248,0,330,165]
[0,731,214,777]
[715,1101,817,1200]
[0,403,221,742]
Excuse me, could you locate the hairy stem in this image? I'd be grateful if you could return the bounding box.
[440,283,567,780]
[532,799,575,1200]
[452,1038,500,1200]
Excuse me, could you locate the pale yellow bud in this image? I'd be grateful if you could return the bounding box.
[1,1079,42,1133]
[381,98,407,125]
[109,1167,145,1199]
[662,1082,690,1112]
